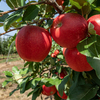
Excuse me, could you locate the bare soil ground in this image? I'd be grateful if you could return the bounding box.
[0,60,53,100]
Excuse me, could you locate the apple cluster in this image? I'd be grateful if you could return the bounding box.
[42,69,67,99]
[42,84,67,99]
[50,13,92,72]
[51,13,100,72]
[15,13,100,72]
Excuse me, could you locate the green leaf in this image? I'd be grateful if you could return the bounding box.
[87,57,100,79]
[14,73,23,84]
[50,58,56,66]
[70,0,82,9]
[48,77,61,86]
[94,0,100,7]
[28,62,34,72]
[88,22,96,35]
[3,71,13,78]
[88,70,100,86]
[58,74,70,96]
[40,77,61,87]
[69,71,99,100]
[32,78,41,89]
[87,0,95,4]
[2,81,7,87]
[22,5,39,21]
[6,0,25,9]
[18,0,25,6]
[57,55,64,59]
[2,78,13,87]
[70,0,91,14]
[4,9,22,31]
[40,78,49,85]
[77,35,100,57]
[12,66,19,73]
[70,0,89,9]
[9,86,20,96]
[97,89,100,98]
[69,84,99,100]
[56,66,62,74]
[0,10,9,22]
[69,72,81,95]
[25,80,32,91]
[20,77,29,93]
[77,35,100,78]
[63,0,70,6]
[24,61,31,67]
[32,87,42,100]
[54,93,62,100]
[20,68,28,75]
[44,19,53,29]
[82,2,91,15]
[12,67,23,84]
[27,91,34,97]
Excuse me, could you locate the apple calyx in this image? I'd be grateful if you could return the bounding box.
[88,22,96,35]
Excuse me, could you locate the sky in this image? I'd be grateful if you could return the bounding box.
[0,1,17,38]
[0,0,35,38]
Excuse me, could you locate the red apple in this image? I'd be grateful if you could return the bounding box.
[56,72,65,79]
[42,90,47,95]
[51,53,57,58]
[54,49,59,55]
[50,13,88,49]
[87,14,100,35]
[63,47,67,56]
[57,59,60,61]
[15,25,52,62]
[55,69,67,79]
[42,85,57,96]
[57,91,68,99]
[65,48,93,72]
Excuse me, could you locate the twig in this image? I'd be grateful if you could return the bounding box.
[81,8,84,17]
[0,27,22,36]
[0,17,54,36]
[85,14,88,20]
[40,66,56,75]
[46,0,63,14]
[38,18,54,26]
[0,0,63,17]
[0,1,45,17]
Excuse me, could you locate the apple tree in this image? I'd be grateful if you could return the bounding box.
[1,0,100,100]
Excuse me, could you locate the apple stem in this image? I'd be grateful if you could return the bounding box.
[54,22,62,28]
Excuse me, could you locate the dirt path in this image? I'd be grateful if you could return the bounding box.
[0,60,53,100]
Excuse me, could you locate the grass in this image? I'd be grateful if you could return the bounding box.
[0,54,21,63]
